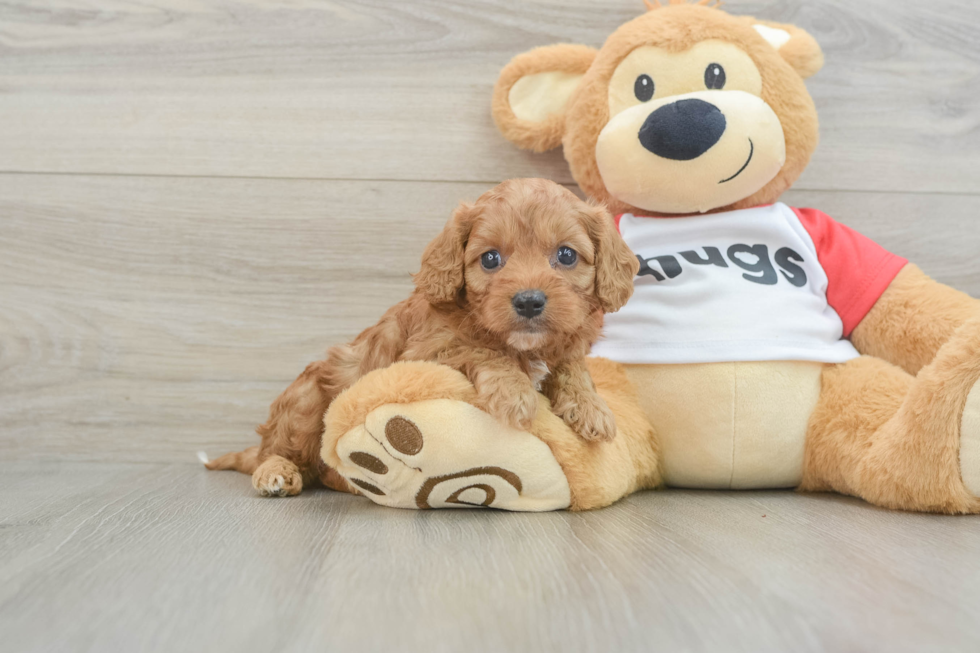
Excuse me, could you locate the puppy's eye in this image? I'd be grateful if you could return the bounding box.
[634,74,654,102]
[480,250,502,271]
[556,246,577,266]
[704,63,726,90]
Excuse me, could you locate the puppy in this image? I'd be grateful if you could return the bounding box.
[205,178,639,496]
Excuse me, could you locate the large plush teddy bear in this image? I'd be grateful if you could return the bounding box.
[316,0,980,513]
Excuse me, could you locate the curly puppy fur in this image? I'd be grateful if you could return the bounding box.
[206,178,639,495]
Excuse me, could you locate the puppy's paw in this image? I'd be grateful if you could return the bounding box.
[558,392,617,442]
[252,456,303,497]
[474,378,538,431]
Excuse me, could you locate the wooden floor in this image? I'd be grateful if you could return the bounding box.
[2,1,980,651]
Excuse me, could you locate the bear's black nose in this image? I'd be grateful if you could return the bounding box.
[638,99,727,161]
[512,290,547,319]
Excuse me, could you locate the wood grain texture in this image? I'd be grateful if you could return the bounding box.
[0,0,979,192]
[2,174,979,463]
[2,2,980,651]
[1,462,980,653]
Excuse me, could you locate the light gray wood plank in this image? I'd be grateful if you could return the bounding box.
[0,174,479,462]
[1,461,979,653]
[0,2,977,652]
[0,1,978,193]
[1,174,979,463]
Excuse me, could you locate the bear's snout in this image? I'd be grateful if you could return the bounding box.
[638,98,727,161]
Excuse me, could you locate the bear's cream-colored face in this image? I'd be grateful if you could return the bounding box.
[598,40,786,214]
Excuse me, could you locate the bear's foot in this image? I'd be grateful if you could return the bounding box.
[322,362,571,511]
[960,378,980,497]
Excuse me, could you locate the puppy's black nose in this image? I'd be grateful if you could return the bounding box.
[512,290,547,319]
[638,98,726,161]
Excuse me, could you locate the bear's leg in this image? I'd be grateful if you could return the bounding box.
[801,316,980,513]
[321,358,660,511]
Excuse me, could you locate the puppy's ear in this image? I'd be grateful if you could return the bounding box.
[414,202,477,304]
[584,203,639,313]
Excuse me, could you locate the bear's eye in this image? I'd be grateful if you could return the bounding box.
[634,74,655,102]
[556,246,577,266]
[480,250,502,271]
[704,63,726,90]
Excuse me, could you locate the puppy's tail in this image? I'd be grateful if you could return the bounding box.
[200,446,261,475]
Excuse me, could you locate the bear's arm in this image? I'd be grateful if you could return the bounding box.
[792,207,979,375]
[850,264,980,376]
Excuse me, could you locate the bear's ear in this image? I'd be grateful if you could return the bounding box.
[492,44,597,153]
[746,19,824,79]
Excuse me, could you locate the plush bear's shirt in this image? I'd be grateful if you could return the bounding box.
[591,203,907,365]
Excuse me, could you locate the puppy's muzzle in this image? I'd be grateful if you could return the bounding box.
[638,98,726,161]
[512,290,547,319]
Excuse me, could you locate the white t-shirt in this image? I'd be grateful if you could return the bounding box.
[592,203,907,365]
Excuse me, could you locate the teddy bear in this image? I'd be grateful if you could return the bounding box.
[317,0,980,513]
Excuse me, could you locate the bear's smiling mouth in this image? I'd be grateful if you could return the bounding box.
[719,138,754,184]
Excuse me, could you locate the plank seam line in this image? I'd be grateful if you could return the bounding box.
[0,170,976,197]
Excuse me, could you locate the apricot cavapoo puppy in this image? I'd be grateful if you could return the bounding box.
[206,178,639,495]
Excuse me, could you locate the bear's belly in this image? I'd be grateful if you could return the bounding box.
[624,361,825,489]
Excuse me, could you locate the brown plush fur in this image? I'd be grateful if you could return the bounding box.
[802,315,980,514]
[851,264,980,376]
[492,3,823,216]
[207,178,638,495]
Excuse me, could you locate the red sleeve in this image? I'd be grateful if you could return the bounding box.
[791,207,907,337]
